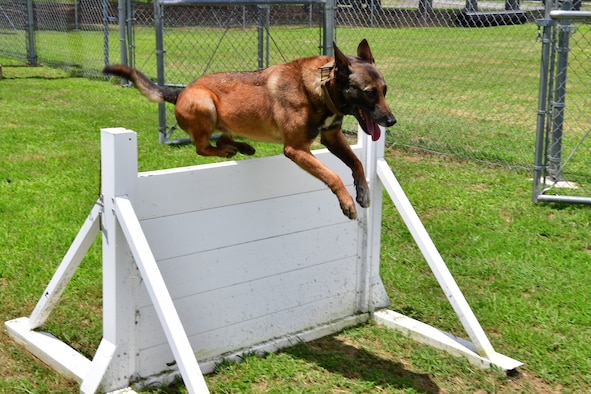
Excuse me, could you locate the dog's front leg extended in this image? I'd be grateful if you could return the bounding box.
[284,145,357,220]
[320,130,370,209]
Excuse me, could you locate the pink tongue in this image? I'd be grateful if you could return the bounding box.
[367,120,382,141]
[367,117,381,141]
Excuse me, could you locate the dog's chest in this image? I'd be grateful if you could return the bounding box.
[319,114,342,132]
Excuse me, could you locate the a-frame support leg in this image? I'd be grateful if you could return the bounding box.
[5,202,102,382]
[373,157,522,371]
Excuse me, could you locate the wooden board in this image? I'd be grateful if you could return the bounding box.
[130,147,371,378]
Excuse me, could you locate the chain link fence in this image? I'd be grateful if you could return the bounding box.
[0,0,120,75]
[2,0,590,190]
[334,3,545,170]
[0,0,29,62]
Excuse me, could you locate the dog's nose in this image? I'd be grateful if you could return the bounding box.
[385,114,396,127]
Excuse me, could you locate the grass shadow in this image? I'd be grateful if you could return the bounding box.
[282,335,440,393]
[0,65,81,80]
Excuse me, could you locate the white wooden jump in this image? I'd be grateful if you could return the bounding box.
[5,127,521,393]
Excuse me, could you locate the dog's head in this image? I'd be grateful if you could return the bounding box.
[333,39,396,141]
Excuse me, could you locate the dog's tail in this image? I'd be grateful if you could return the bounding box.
[103,64,180,104]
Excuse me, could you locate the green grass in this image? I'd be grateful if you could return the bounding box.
[1,45,591,394]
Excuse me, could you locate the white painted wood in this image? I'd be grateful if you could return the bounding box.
[374,310,523,371]
[81,339,118,394]
[99,128,140,391]
[135,256,358,346]
[376,158,497,359]
[114,196,210,394]
[139,184,351,248]
[136,223,358,307]
[137,294,363,377]
[142,314,369,377]
[138,189,353,262]
[135,146,362,220]
[125,141,369,382]
[5,317,92,382]
[28,202,102,329]
[358,128,390,313]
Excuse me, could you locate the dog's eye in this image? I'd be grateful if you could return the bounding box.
[364,89,377,99]
[383,86,388,96]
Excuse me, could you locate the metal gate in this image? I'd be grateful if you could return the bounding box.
[533,3,591,204]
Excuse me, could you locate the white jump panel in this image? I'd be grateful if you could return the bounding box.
[5,127,522,394]
[110,133,378,382]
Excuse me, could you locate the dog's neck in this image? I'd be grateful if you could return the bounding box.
[320,62,344,117]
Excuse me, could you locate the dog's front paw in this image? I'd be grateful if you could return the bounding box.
[340,199,358,220]
[355,184,370,208]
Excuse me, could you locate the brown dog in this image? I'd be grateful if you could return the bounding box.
[104,39,395,219]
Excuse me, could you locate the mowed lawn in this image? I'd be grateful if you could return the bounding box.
[0,55,590,393]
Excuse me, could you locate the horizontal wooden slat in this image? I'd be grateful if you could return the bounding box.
[136,311,368,379]
[139,187,356,262]
[135,222,358,307]
[135,293,360,377]
[136,256,358,351]
[136,147,362,220]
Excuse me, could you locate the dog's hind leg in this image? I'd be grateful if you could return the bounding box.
[193,132,238,158]
[283,144,357,220]
[321,130,370,209]
[175,88,243,158]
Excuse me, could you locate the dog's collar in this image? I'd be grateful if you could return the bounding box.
[320,62,344,117]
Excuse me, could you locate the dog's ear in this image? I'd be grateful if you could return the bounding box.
[357,39,375,64]
[333,42,351,82]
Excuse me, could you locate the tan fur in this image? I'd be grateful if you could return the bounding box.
[104,40,396,219]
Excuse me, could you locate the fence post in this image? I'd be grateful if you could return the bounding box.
[548,1,574,181]
[532,0,555,202]
[126,0,135,68]
[25,0,37,65]
[98,128,139,391]
[464,0,478,12]
[257,5,270,69]
[154,0,168,144]
[419,0,433,16]
[103,0,111,68]
[323,0,336,56]
[118,0,128,69]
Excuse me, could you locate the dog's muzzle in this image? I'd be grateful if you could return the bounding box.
[358,108,396,141]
